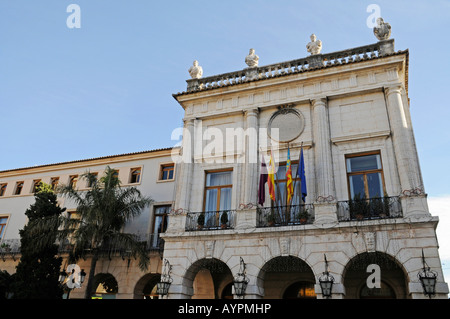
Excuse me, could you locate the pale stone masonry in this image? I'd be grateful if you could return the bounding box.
[165,33,449,299]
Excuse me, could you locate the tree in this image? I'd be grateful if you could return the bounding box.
[58,166,153,299]
[12,183,65,299]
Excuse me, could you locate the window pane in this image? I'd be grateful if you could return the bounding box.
[205,189,218,211]
[349,175,365,199]
[367,172,383,198]
[219,187,232,211]
[206,171,232,186]
[347,155,380,172]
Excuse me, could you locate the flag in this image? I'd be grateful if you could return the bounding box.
[258,156,268,206]
[286,147,293,204]
[268,152,276,202]
[297,145,307,202]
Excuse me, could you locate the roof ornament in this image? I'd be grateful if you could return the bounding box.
[373,17,391,41]
[245,48,259,68]
[306,34,322,55]
[188,60,203,79]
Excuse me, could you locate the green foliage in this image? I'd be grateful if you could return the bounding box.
[12,182,65,299]
[220,211,228,224]
[57,166,153,298]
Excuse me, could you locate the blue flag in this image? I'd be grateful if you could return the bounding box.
[297,146,307,202]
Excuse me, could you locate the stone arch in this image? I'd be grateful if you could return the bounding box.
[133,273,161,299]
[182,257,234,299]
[257,256,316,299]
[342,251,409,299]
[91,273,119,299]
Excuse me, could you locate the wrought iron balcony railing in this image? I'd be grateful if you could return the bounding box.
[185,210,236,231]
[257,204,314,228]
[0,232,164,261]
[337,196,402,222]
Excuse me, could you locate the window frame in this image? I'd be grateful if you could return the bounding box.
[158,163,175,182]
[69,175,78,189]
[31,179,42,193]
[0,216,8,240]
[14,181,24,195]
[129,167,142,184]
[50,177,59,191]
[0,183,7,197]
[203,169,233,212]
[345,151,386,200]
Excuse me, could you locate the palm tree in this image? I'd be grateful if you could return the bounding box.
[57,166,153,299]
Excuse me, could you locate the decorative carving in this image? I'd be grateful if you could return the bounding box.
[306,34,322,55]
[245,48,259,68]
[365,232,376,252]
[267,107,305,143]
[188,60,203,79]
[373,17,391,41]
[205,241,215,259]
[280,238,290,256]
[316,195,335,203]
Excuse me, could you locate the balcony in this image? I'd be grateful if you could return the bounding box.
[185,210,236,231]
[0,233,164,261]
[257,204,314,227]
[337,196,402,222]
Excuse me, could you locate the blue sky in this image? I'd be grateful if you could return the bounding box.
[1,1,450,286]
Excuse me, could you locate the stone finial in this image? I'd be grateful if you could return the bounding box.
[306,34,322,55]
[188,60,203,79]
[245,48,259,68]
[373,17,391,41]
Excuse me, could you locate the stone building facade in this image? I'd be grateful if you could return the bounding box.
[163,28,449,299]
[0,23,448,299]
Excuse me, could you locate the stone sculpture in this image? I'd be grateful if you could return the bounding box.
[306,34,322,55]
[373,17,391,41]
[188,60,203,79]
[245,48,259,68]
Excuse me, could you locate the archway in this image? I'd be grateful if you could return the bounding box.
[133,273,161,299]
[259,256,316,299]
[91,273,118,299]
[342,252,409,299]
[183,258,233,299]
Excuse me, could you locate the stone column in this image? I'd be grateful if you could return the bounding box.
[243,109,259,205]
[311,97,337,224]
[174,119,195,213]
[384,85,429,218]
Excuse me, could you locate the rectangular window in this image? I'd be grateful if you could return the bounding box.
[51,177,59,191]
[14,181,24,195]
[159,164,174,181]
[87,173,98,188]
[346,152,385,199]
[150,205,170,248]
[0,184,7,197]
[204,170,232,212]
[32,179,41,193]
[69,175,78,189]
[0,217,7,240]
[129,168,141,184]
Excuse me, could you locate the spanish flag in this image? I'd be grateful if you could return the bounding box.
[268,152,276,202]
[286,147,293,204]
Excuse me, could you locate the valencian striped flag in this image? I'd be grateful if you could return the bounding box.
[268,151,276,201]
[286,147,293,204]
